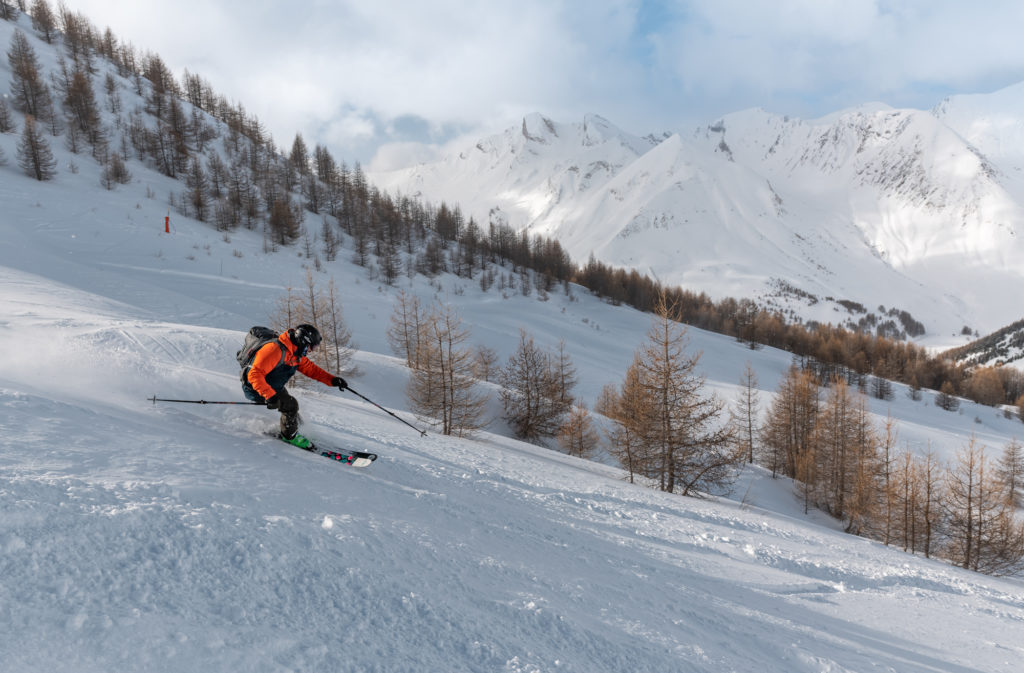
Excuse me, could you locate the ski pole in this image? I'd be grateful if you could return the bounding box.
[343,386,427,437]
[149,396,264,405]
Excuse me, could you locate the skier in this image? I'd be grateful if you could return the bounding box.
[241,323,347,448]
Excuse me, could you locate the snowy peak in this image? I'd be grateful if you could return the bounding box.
[520,112,559,144]
[372,92,1024,345]
[514,112,655,156]
[581,113,615,146]
[375,113,657,225]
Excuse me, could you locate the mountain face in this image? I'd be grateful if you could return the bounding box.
[370,93,1024,350]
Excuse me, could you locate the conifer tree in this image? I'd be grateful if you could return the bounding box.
[64,68,104,153]
[268,197,301,245]
[320,218,338,262]
[869,375,893,401]
[289,132,309,176]
[16,114,56,180]
[269,272,353,379]
[499,329,572,442]
[8,28,53,121]
[472,345,498,383]
[302,171,321,214]
[378,236,402,286]
[0,1,18,21]
[99,149,123,189]
[407,301,487,436]
[557,401,600,458]
[907,375,922,401]
[205,151,226,198]
[997,440,1024,507]
[319,276,354,375]
[630,294,736,495]
[59,5,95,72]
[185,155,208,221]
[936,381,959,411]
[878,416,900,546]
[888,449,943,555]
[271,285,302,333]
[315,144,341,216]
[297,268,326,334]
[965,367,1004,406]
[943,440,1024,575]
[0,97,13,132]
[596,361,657,484]
[760,365,819,478]
[915,449,945,559]
[843,388,882,535]
[386,289,425,369]
[730,362,760,464]
[30,0,56,44]
[553,340,578,411]
[810,378,879,528]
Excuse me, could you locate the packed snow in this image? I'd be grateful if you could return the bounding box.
[2,14,1024,673]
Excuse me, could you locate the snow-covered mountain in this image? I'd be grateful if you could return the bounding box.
[370,93,1024,349]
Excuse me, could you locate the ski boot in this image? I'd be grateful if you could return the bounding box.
[279,432,314,450]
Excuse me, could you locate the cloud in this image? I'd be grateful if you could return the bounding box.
[68,0,642,154]
[653,0,1024,119]
[64,0,1024,164]
[368,141,445,173]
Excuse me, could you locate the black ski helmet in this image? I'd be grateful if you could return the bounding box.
[292,324,322,354]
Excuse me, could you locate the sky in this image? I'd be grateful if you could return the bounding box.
[62,0,1024,170]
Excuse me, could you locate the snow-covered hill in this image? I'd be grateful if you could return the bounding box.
[370,92,1024,350]
[4,196,1024,672]
[2,11,1024,672]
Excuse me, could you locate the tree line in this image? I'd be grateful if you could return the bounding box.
[752,362,1024,575]
[278,270,1024,577]
[384,289,591,450]
[384,289,742,498]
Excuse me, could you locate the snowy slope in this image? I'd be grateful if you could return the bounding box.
[4,258,1024,673]
[2,13,1024,673]
[370,93,1024,349]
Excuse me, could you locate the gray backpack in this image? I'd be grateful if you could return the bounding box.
[236,326,284,380]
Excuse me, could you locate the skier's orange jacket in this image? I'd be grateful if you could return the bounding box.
[246,330,334,400]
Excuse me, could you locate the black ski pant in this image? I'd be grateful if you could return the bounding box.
[243,383,300,438]
[276,393,300,438]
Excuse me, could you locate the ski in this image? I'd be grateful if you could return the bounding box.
[311,445,377,468]
[268,432,378,467]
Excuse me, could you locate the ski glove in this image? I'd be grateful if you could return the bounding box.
[332,376,348,391]
[266,389,291,410]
